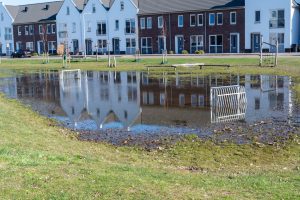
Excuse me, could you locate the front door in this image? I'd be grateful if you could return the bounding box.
[230,33,239,53]
[251,33,261,53]
[72,39,79,54]
[85,39,93,55]
[113,38,120,54]
[0,44,2,55]
[158,36,166,54]
[175,36,184,54]
[37,41,44,54]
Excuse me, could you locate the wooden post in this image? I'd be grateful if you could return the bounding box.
[275,40,278,67]
[259,36,263,67]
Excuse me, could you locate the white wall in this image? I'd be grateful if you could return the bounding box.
[0,3,14,55]
[245,0,299,51]
[56,0,83,54]
[82,0,108,54]
[108,0,138,54]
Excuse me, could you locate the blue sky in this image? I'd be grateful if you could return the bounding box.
[1,0,57,5]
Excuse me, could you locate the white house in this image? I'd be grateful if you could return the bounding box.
[245,0,300,53]
[107,0,139,54]
[0,3,18,56]
[81,0,109,55]
[56,0,88,54]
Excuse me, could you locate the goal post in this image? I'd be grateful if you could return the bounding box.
[259,36,278,67]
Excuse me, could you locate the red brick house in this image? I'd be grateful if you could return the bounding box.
[138,0,245,54]
[12,1,63,55]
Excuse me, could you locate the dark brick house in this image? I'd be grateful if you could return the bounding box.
[12,1,63,55]
[138,0,245,54]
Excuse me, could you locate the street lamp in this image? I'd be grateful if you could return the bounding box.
[82,12,92,58]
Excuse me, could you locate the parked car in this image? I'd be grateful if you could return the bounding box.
[11,50,32,58]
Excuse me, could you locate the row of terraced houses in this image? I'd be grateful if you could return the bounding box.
[0,0,299,56]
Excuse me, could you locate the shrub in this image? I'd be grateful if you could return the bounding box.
[32,52,38,56]
[181,50,189,54]
[168,51,174,54]
[195,50,205,55]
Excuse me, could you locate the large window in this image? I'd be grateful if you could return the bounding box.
[178,15,183,27]
[97,21,106,35]
[209,35,223,53]
[140,18,145,29]
[190,14,196,27]
[270,9,285,28]
[190,35,204,53]
[97,39,107,54]
[48,41,56,54]
[209,13,215,25]
[126,38,136,54]
[26,42,34,51]
[147,17,152,29]
[125,19,135,34]
[230,12,236,24]
[141,37,152,54]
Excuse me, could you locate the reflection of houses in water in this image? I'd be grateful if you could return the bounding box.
[86,71,141,130]
[0,77,17,98]
[59,71,141,130]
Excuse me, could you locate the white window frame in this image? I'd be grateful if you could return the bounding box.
[209,13,215,26]
[48,41,56,54]
[140,18,145,29]
[18,26,22,36]
[52,24,56,34]
[141,37,152,54]
[158,16,163,28]
[29,25,34,35]
[178,15,183,27]
[39,25,43,34]
[197,14,203,26]
[47,24,51,34]
[209,35,223,53]
[147,17,152,29]
[190,14,196,27]
[97,21,106,35]
[217,13,223,25]
[230,12,237,25]
[190,35,204,53]
[25,26,29,35]
[26,42,34,51]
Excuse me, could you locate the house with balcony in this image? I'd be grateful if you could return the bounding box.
[0,3,18,56]
[138,0,245,54]
[12,1,63,55]
[245,0,300,52]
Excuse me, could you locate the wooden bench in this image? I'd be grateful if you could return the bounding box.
[146,63,231,71]
[70,55,85,62]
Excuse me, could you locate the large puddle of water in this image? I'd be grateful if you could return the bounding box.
[0,70,299,145]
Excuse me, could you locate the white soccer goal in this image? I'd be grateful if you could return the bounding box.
[210,85,247,123]
[259,37,278,67]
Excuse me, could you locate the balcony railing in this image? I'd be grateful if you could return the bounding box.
[4,34,12,40]
[269,18,285,29]
[125,27,135,34]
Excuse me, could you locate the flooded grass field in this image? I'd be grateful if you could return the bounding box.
[0,70,299,147]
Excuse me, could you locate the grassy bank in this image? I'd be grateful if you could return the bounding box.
[0,94,300,199]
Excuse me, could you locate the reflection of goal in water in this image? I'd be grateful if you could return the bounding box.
[210,85,247,123]
[60,69,82,91]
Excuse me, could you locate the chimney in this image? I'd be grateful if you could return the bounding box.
[24,7,28,12]
[44,5,49,10]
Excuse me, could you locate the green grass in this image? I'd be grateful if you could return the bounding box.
[0,94,300,199]
[0,57,300,199]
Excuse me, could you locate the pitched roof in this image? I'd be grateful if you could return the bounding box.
[73,0,89,11]
[5,5,20,20]
[13,1,63,24]
[138,0,245,15]
[108,0,139,9]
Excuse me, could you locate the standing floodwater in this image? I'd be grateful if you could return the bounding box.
[0,70,299,145]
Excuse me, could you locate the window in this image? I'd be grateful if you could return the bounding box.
[4,28,12,40]
[48,41,56,54]
[39,25,43,34]
[160,93,165,105]
[97,39,107,54]
[52,24,56,33]
[147,17,152,29]
[209,35,223,53]
[47,24,51,34]
[120,1,124,11]
[190,35,204,53]
[25,26,29,35]
[142,92,154,105]
[255,10,261,23]
[190,14,196,27]
[209,13,215,25]
[217,13,223,25]
[18,26,22,36]
[199,95,205,107]
[198,14,203,26]
[140,18,145,29]
[92,4,96,13]
[66,6,70,15]
[1,13,3,21]
[26,42,34,51]
[115,20,119,30]
[179,94,185,106]
[158,16,163,28]
[141,37,152,54]
[126,38,136,54]
[29,25,34,35]
[178,15,183,27]
[97,21,106,35]
[230,12,236,24]
[269,9,285,28]
[125,19,135,34]
[72,22,76,33]
[87,21,91,32]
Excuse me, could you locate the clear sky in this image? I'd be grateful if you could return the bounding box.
[1,0,58,5]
